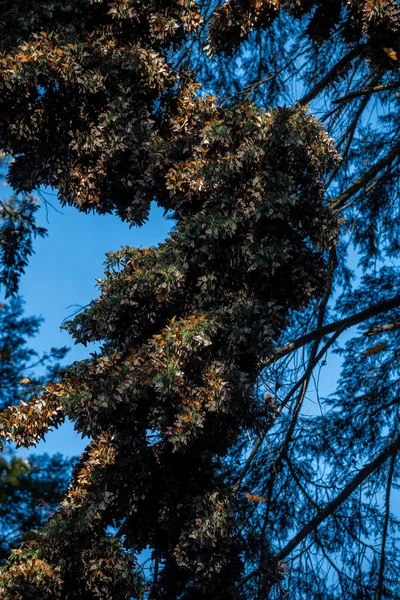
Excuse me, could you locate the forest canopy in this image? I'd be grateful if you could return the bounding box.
[0,1,399,599]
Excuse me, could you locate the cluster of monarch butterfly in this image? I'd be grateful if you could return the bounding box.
[0,1,341,598]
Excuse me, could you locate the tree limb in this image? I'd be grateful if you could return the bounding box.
[325,88,375,189]
[234,329,343,494]
[365,322,400,336]
[299,47,364,106]
[333,81,400,105]
[376,454,396,600]
[330,141,400,211]
[265,294,400,366]
[260,252,335,505]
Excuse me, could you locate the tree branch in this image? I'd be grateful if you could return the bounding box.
[365,322,400,336]
[299,47,364,106]
[333,81,400,105]
[260,252,335,503]
[325,87,374,189]
[376,454,396,600]
[278,437,400,561]
[239,433,400,588]
[265,294,400,366]
[234,329,343,494]
[330,141,400,211]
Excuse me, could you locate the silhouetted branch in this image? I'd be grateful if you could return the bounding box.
[239,433,400,588]
[330,141,400,211]
[376,454,396,600]
[333,81,400,104]
[299,47,364,106]
[266,294,400,366]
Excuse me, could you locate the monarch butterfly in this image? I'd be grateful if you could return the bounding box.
[383,47,398,61]
[244,493,267,503]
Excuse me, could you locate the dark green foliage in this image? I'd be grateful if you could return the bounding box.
[0,298,68,405]
[0,0,202,224]
[0,453,71,563]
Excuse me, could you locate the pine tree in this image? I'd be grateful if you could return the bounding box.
[0,298,71,564]
[0,1,399,598]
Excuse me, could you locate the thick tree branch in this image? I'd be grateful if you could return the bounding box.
[333,81,400,105]
[299,47,364,106]
[330,141,400,211]
[265,294,400,366]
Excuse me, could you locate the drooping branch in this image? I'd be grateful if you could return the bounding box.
[276,439,400,560]
[234,328,344,494]
[325,91,372,189]
[0,387,67,450]
[259,249,335,503]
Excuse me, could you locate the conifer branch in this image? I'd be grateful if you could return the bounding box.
[365,322,400,336]
[376,454,396,600]
[234,329,343,494]
[333,81,400,104]
[239,433,400,588]
[299,47,364,106]
[277,436,400,562]
[266,294,400,366]
[330,141,400,211]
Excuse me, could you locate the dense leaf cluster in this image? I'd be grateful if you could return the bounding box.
[0,0,201,223]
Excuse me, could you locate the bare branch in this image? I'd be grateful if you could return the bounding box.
[265,294,400,366]
[330,141,400,211]
[299,47,364,107]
